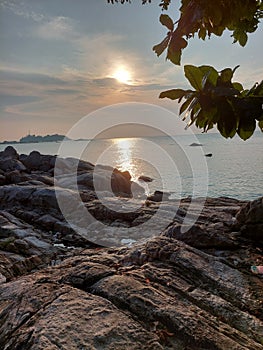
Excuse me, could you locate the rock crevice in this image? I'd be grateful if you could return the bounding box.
[0,147,262,349]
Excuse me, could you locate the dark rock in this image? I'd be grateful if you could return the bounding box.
[236,197,263,241]
[111,171,132,196]
[35,214,59,231]
[0,174,5,185]
[147,190,170,202]
[120,170,132,181]
[21,150,42,169]
[5,170,31,184]
[0,159,27,172]
[31,174,54,186]
[236,197,263,224]
[21,151,54,172]
[31,187,60,209]
[138,175,153,182]
[190,142,203,146]
[0,149,262,349]
[0,185,36,205]
[205,153,213,157]
[163,222,238,249]
[1,146,19,159]
[77,172,95,189]
[0,236,262,349]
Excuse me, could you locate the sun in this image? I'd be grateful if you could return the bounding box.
[113,68,131,84]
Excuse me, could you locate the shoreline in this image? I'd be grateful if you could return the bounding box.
[0,146,262,349]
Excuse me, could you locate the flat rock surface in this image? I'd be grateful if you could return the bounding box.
[0,147,262,349]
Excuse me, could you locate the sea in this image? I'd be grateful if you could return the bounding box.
[1,131,262,201]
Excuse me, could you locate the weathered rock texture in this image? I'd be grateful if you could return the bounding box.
[0,147,262,349]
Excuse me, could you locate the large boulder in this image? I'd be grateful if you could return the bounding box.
[20,151,55,172]
[1,146,19,159]
[235,197,263,241]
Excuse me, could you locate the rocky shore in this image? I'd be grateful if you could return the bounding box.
[0,146,262,349]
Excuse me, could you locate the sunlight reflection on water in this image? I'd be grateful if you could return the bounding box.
[1,132,262,200]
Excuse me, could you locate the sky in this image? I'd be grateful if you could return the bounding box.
[0,0,263,141]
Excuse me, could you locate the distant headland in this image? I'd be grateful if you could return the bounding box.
[0,133,71,145]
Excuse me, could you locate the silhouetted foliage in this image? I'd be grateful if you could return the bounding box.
[153,1,263,65]
[160,65,263,139]
[109,0,263,139]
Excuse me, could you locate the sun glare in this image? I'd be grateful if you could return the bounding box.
[113,68,131,84]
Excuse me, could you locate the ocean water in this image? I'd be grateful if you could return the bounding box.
[1,131,262,200]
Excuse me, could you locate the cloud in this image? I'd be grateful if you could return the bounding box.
[0,62,177,138]
[36,16,76,40]
[45,88,81,95]
[0,94,40,109]
[92,77,120,87]
[74,33,127,76]
[0,1,76,41]
[125,83,174,91]
[0,0,45,22]
[0,69,68,85]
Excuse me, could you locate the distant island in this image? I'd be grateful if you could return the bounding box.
[0,133,71,145]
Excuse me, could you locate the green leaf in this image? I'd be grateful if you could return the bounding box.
[184,65,203,91]
[232,82,243,92]
[159,89,187,100]
[159,14,174,31]
[220,68,234,84]
[216,100,237,138]
[238,31,248,46]
[166,35,187,65]
[258,120,263,132]
[198,27,206,40]
[212,86,240,96]
[188,106,201,126]
[179,95,195,114]
[217,121,236,138]
[254,81,263,96]
[199,65,218,87]
[167,48,182,65]
[237,117,256,140]
[232,30,248,47]
[232,65,240,75]
[212,26,224,36]
[153,36,170,57]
